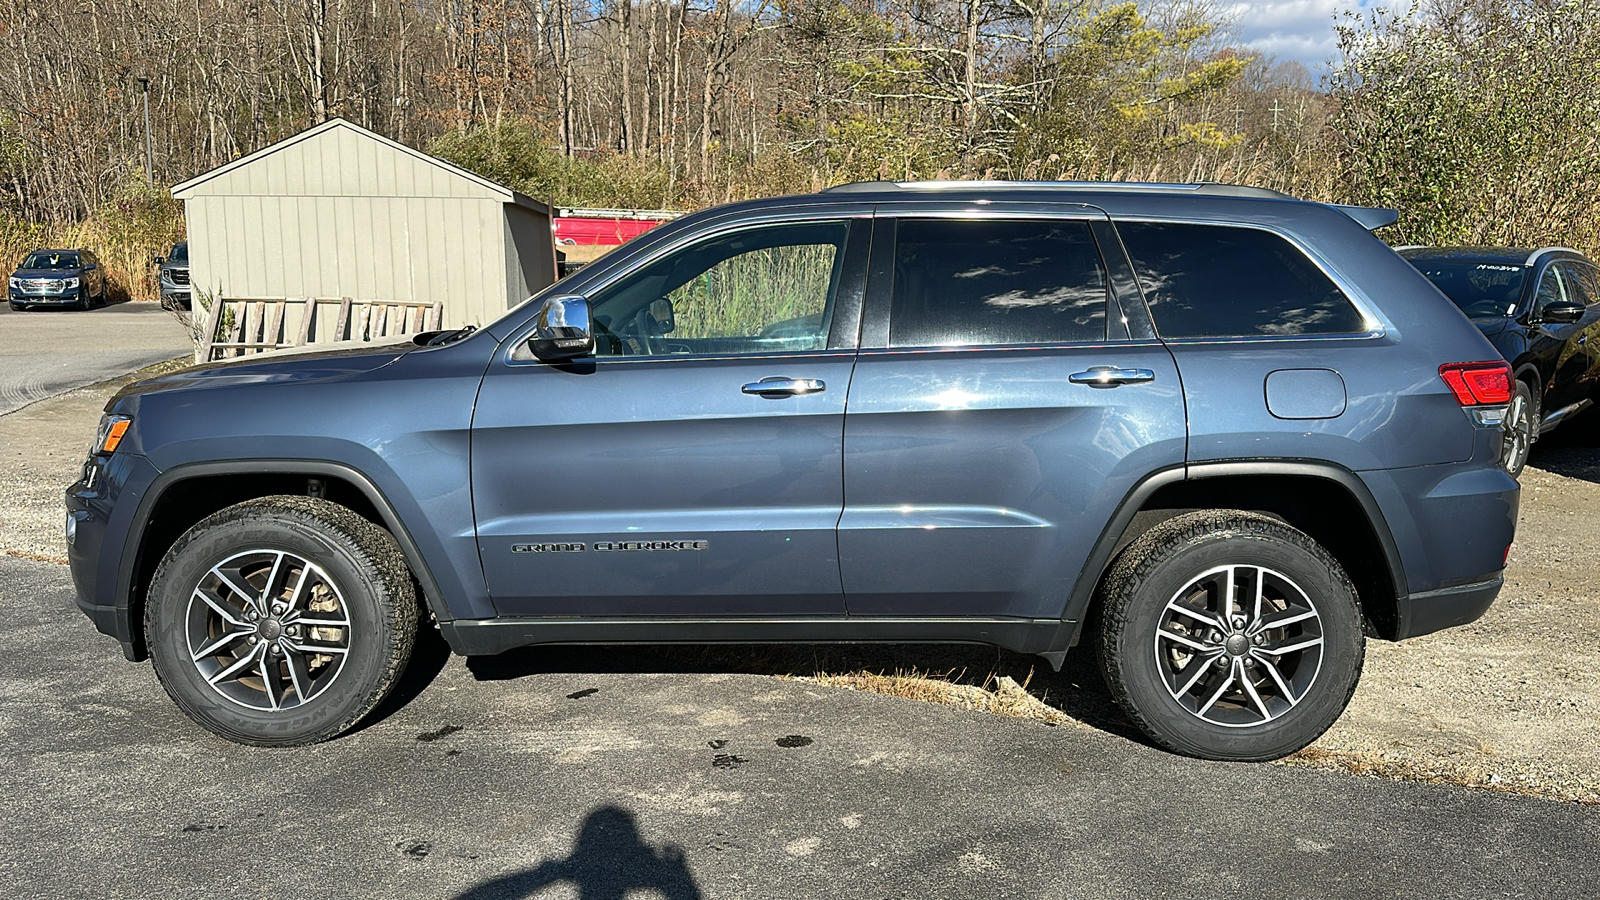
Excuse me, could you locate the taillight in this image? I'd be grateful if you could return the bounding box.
[1439,361,1513,406]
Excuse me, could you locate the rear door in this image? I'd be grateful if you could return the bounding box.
[839,208,1186,620]
[472,214,870,617]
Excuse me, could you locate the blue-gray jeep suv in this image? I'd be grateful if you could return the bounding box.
[65,182,1519,761]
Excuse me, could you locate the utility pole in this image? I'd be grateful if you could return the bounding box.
[138,77,154,189]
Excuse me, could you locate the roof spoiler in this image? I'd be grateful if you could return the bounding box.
[1328,204,1399,231]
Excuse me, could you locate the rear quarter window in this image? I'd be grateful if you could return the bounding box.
[1117,221,1368,339]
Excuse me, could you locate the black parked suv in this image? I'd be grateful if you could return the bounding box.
[66,182,1519,761]
[1400,246,1600,476]
[9,248,108,310]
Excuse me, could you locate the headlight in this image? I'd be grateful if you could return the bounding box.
[92,414,132,456]
[7,277,17,289]
[63,277,80,289]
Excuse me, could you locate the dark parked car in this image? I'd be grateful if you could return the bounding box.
[155,241,191,310]
[8,248,107,310]
[1399,246,1600,476]
[67,182,1518,761]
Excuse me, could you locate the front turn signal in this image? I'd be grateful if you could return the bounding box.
[95,415,132,455]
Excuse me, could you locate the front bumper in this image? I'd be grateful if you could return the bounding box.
[65,452,161,661]
[11,287,79,304]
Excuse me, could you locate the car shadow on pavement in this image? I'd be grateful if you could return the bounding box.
[348,621,455,737]
[464,638,1143,744]
[452,805,702,900]
[1529,414,1600,484]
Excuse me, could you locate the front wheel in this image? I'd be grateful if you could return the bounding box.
[145,497,420,746]
[1097,510,1365,761]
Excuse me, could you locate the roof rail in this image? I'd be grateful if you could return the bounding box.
[1525,246,1583,266]
[820,180,1293,199]
[1392,245,1425,251]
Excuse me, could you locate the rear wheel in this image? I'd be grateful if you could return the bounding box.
[1098,510,1365,761]
[1501,380,1536,478]
[145,496,420,746]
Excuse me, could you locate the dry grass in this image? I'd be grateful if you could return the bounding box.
[1281,746,1600,806]
[1,194,184,305]
[801,668,1080,727]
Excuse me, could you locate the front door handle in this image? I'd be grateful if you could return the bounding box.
[742,376,826,397]
[1069,366,1157,387]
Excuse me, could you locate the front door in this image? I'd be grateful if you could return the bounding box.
[472,217,869,617]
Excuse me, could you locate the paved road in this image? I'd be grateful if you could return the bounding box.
[3,556,1597,899]
[0,301,192,416]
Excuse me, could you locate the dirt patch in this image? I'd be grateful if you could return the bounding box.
[0,357,187,558]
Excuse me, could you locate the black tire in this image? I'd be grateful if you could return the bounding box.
[76,288,90,310]
[1502,380,1537,478]
[1097,510,1364,762]
[8,302,22,311]
[145,496,420,746]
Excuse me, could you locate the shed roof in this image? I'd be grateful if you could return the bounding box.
[170,118,547,214]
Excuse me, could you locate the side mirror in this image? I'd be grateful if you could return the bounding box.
[152,255,163,267]
[1540,298,1584,324]
[528,295,594,361]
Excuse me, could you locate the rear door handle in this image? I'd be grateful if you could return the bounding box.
[1069,366,1157,387]
[742,376,826,396]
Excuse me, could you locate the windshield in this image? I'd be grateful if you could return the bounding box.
[1410,259,1526,317]
[169,242,188,264]
[21,251,79,270]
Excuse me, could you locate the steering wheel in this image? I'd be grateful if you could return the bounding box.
[629,307,658,356]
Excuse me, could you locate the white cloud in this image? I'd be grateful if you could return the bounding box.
[1224,1,1414,71]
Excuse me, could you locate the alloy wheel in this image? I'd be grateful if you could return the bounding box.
[1153,563,1325,728]
[185,549,352,711]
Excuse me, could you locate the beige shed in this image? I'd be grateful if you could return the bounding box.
[171,118,556,332]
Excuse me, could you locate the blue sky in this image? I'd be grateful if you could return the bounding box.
[1226,1,1411,72]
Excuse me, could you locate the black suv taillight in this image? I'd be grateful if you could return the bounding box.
[1439,361,1513,406]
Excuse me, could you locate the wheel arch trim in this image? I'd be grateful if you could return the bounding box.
[1055,459,1407,646]
[118,460,455,638]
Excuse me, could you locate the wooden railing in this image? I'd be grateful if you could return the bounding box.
[200,297,444,362]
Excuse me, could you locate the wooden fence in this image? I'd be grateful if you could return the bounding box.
[200,297,444,362]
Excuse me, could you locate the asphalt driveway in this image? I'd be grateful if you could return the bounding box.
[0,301,191,416]
[2,554,1598,899]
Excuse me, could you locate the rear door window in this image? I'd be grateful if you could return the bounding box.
[1557,261,1599,306]
[1117,221,1368,338]
[887,218,1108,348]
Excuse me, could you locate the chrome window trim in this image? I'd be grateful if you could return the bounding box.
[1109,215,1391,341]
[855,339,1167,358]
[1525,246,1583,267]
[504,210,867,367]
[879,210,1117,351]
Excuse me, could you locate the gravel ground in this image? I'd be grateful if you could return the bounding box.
[3,362,1597,805]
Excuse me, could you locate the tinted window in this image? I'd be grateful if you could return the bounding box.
[1406,258,1525,318]
[1119,222,1367,338]
[588,221,847,357]
[1556,262,1596,306]
[1535,266,1567,310]
[170,243,189,264]
[888,219,1107,347]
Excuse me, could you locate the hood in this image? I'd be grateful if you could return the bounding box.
[110,339,418,404]
[12,267,83,279]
